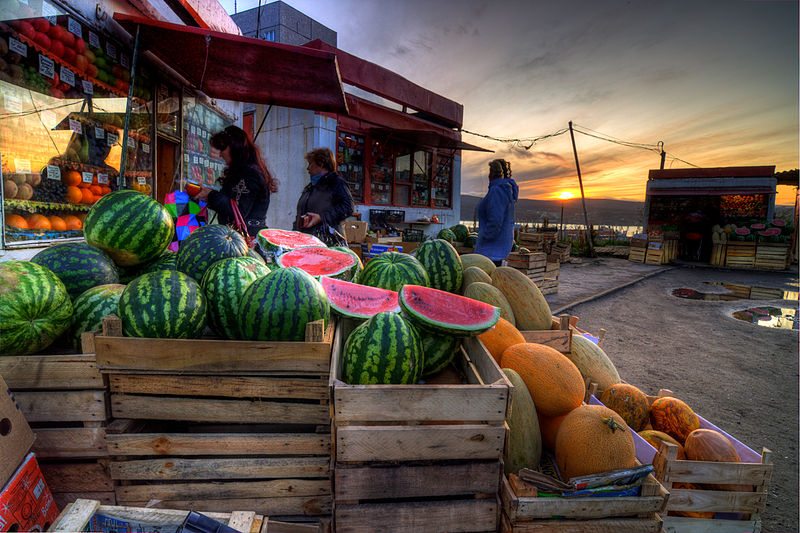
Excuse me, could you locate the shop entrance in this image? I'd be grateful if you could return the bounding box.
[156,136,181,203]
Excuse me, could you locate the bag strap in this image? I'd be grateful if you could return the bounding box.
[230,199,255,248]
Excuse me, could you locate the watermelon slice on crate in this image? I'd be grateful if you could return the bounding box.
[320,277,400,320]
[256,229,325,255]
[399,284,500,336]
[276,246,358,279]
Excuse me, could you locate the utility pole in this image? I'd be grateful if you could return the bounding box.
[568,121,595,258]
[659,141,666,169]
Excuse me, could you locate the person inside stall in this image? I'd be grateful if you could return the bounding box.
[294,148,354,246]
[194,125,277,239]
[474,159,519,266]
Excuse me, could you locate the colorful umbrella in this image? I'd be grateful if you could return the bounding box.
[163,191,207,249]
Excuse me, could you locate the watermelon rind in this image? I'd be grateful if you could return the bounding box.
[332,246,363,281]
[177,224,249,281]
[256,229,325,255]
[357,252,430,292]
[399,284,500,336]
[276,246,358,279]
[201,256,272,339]
[31,242,119,300]
[71,284,125,348]
[421,333,462,377]
[0,261,73,355]
[415,239,464,293]
[139,251,178,275]
[320,277,400,320]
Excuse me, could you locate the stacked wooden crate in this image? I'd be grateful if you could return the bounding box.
[754,243,790,270]
[506,252,559,294]
[550,241,571,262]
[95,317,334,525]
[645,238,677,265]
[517,231,557,253]
[628,237,647,263]
[725,241,756,268]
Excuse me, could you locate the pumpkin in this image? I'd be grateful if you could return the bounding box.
[501,343,585,417]
[638,430,686,459]
[538,411,569,452]
[555,404,636,480]
[600,383,650,431]
[684,429,751,492]
[649,396,700,443]
[668,483,714,519]
[491,266,552,330]
[478,317,525,363]
[503,369,542,474]
[566,335,621,391]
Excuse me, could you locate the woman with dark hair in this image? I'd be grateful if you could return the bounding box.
[194,125,277,237]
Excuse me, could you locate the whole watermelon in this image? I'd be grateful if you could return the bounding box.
[139,250,178,275]
[422,333,462,377]
[0,261,73,355]
[343,312,423,384]
[177,224,249,281]
[450,224,470,242]
[71,284,125,348]
[437,228,456,242]
[201,256,271,339]
[118,271,207,338]
[239,267,330,341]
[358,252,429,292]
[248,249,267,264]
[84,190,174,267]
[31,242,119,299]
[415,239,463,293]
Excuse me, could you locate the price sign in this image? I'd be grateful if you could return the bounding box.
[193,155,199,164]
[107,132,118,146]
[89,31,100,49]
[106,42,117,60]
[68,119,82,134]
[82,172,94,184]
[82,80,93,95]
[97,173,109,185]
[120,54,129,68]
[46,165,61,180]
[39,54,55,79]
[4,94,22,113]
[60,66,75,86]
[142,143,150,154]
[127,136,136,149]
[68,18,82,37]
[9,37,27,57]
[137,176,147,185]
[14,159,31,173]
[95,127,105,139]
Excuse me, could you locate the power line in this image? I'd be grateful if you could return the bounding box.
[461,127,569,150]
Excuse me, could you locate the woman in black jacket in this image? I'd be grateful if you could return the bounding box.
[294,148,354,245]
[195,125,277,237]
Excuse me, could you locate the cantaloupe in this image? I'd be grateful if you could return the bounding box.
[461,266,492,294]
[500,343,584,417]
[649,396,700,443]
[491,266,551,330]
[478,318,525,363]
[460,253,496,275]
[600,383,650,431]
[503,369,542,474]
[464,282,515,325]
[566,335,621,391]
[538,411,569,451]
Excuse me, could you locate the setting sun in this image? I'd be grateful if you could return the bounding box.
[558,191,574,200]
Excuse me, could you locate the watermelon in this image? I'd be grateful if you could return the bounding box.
[276,246,358,279]
[31,242,119,299]
[465,234,478,248]
[84,190,174,266]
[332,246,363,280]
[177,224,249,281]
[422,333,462,377]
[342,312,423,384]
[239,267,330,341]
[415,239,463,293]
[437,228,456,242]
[358,252,429,292]
[320,277,399,319]
[248,249,267,263]
[71,284,125,348]
[139,251,178,275]
[450,224,470,242]
[400,284,500,336]
[201,256,272,339]
[0,261,73,355]
[256,229,324,255]
[118,271,207,339]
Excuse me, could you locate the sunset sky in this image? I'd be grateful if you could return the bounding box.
[221,0,798,205]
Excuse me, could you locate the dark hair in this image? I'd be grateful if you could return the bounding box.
[210,125,277,193]
[304,148,336,173]
[488,159,511,180]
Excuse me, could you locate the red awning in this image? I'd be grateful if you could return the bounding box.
[113,14,347,113]
[370,128,492,152]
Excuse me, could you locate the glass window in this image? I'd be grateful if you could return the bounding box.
[156,84,180,138]
[412,150,431,207]
[124,65,154,196]
[432,154,453,208]
[392,152,411,206]
[337,131,364,203]
[182,94,232,191]
[369,139,393,205]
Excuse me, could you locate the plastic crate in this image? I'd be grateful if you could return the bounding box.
[402,228,424,242]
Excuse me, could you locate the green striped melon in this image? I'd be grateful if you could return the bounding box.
[139,251,178,275]
[491,267,551,330]
[414,239,463,293]
[256,229,324,254]
[400,284,500,336]
[239,267,330,341]
[422,333,462,377]
[460,254,496,275]
[201,257,271,339]
[84,190,174,266]
[71,284,125,348]
[461,266,492,294]
[343,312,423,384]
[320,277,399,320]
[437,228,456,242]
[0,261,73,355]
[248,249,267,263]
[464,281,516,325]
[503,368,542,474]
[31,242,119,299]
[332,246,363,281]
[177,224,249,281]
[276,246,358,280]
[567,335,622,391]
[450,224,470,242]
[358,252,429,292]
[118,271,207,339]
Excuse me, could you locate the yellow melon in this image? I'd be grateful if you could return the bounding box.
[478,317,525,363]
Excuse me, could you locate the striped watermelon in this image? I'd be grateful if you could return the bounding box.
[118,271,207,338]
[358,252,429,292]
[276,246,358,279]
[239,267,330,341]
[450,224,470,242]
[71,284,125,348]
[437,228,456,242]
[257,229,324,255]
[177,224,249,281]
[0,261,73,355]
[248,249,267,264]
[400,284,500,336]
[320,277,399,320]
[422,333,462,377]
[343,312,423,385]
[139,251,178,275]
[332,246,363,281]
[201,256,271,339]
[415,239,463,293]
[84,190,174,266]
[31,242,119,299]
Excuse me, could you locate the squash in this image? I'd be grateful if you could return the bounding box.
[461,266,492,294]
[490,266,552,330]
[649,396,700,444]
[538,411,569,452]
[500,343,584,417]
[478,317,525,363]
[464,282,516,325]
[685,429,751,492]
[567,335,621,391]
[600,383,650,431]
[555,404,636,480]
[460,253,496,275]
[503,369,542,474]
[638,430,686,459]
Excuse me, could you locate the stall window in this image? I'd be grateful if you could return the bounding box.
[432,154,453,208]
[393,152,411,206]
[412,151,431,207]
[337,131,364,202]
[369,138,393,205]
[182,94,232,191]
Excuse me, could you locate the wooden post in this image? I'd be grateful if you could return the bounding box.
[568,121,595,258]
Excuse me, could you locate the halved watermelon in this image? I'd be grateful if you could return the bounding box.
[276,246,358,279]
[400,284,500,336]
[257,229,325,255]
[321,277,400,319]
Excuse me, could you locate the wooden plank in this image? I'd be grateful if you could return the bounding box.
[111,394,329,425]
[335,498,498,533]
[0,355,102,390]
[336,424,505,462]
[666,487,767,513]
[107,432,330,457]
[463,336,509,385]
[52,491,116,508]
[666,458,772,486]
[115,479,330,501]
[50,499,100,532]
[520,330,571,353]
[229,511,257,533]
[501,514,662,533]
[121,496,331,516]
[513,493,666,519]
[16,390,107,422]
[109,374,329,401]
[41,462,114,492]
[335,461,500,500]
[110,457,330,480]
[662,515,759,533]
[263,521,322,533]
[32,427,107,458]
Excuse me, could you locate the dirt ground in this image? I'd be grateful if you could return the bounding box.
[545,258,798,532]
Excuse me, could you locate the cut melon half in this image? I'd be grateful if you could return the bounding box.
[276,246,358,279]
[321,277,400,319]
[257,229,325,254]
[400,284,500,336]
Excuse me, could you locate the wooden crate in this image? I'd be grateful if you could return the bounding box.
[754,243,789,270]
[629,247,647,263]
[749,286,785,300]
[506,252,548,269]
[520,315,573,354]
[725,242,756,268]
[710,244,727,266]
[330,321,511,533]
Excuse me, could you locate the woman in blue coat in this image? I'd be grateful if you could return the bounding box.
[475,159,519,266]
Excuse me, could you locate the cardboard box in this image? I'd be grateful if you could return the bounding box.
[341,221,368,243]
[0,376,35,488]
[0,453,59,532]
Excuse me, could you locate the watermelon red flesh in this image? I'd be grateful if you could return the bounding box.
[400,284,500,335]
[257,229,324,252]
[320,277,400,319]
[277,247,357,278]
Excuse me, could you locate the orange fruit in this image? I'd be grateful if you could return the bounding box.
[49,215,67,231]
[81,189,95,204]
[90,185,103,196]
[63,215,82,231]
[5,213,28,229]
[63,170,81,187]
[66,186,83,204]
[27,214,45,226]
[101,186,112,195]
[31,216,52,231]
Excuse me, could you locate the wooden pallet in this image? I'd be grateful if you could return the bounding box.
[754,243,789,270]
[330,321,510,533]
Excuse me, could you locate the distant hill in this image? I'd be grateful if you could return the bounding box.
[460,195,645,226]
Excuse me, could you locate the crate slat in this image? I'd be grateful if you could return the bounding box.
[666,487,766,514]
[32,427,107,459]
[662,515,760,533]
[110,457,330,480]
[118,496,332,517]
[501,513,662,533]
[16,390,107,422]
[109,374,328,400]
[41,462,114,492]
[115,479,330,502]
[0,355,102,390]
[335,498,498,533]
[106,432,330,457]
